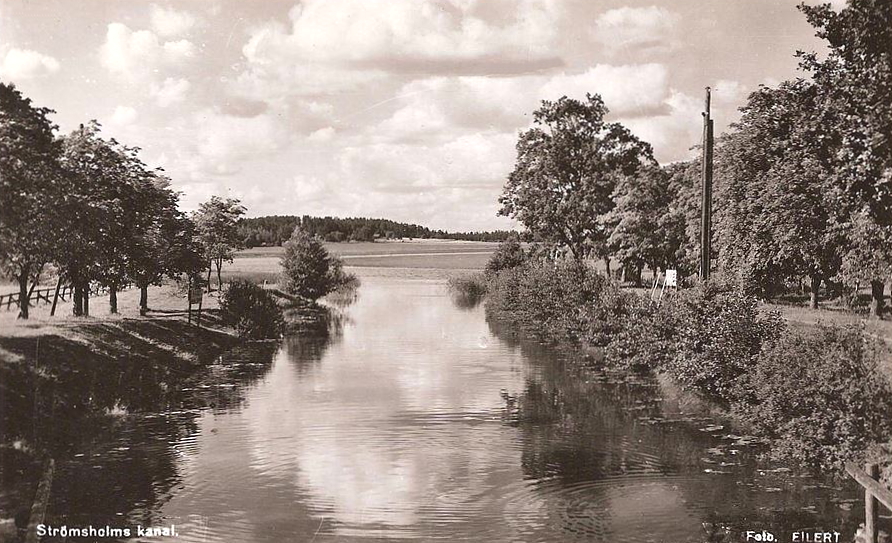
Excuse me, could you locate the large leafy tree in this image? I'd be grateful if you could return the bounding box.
[499,94,654,266]
[799,0,892,314]
[605,164,685,284]
[799,0,892,224]
[716,80,845,306]
[127,174,200,315]
[0,83,61,319]
[194,196,246,293]
[57,122,128,316]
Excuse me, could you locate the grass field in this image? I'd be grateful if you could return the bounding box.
[223,240,498,284]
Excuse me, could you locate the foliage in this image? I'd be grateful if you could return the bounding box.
[194,196,246,290]
[0,83,60,318]
[486,261,629,345]
[237,214,515,247]
[485,261,891,471]
[715,80,845,302]
[280,227,354,301]
[447,274,487,309]
[499,94,654,260]
[735,325,892,471]
[605,164,686,277]
[219,279,284,339]
[485,238,526,276]
[799,0,892,224]
[658,283,786,405]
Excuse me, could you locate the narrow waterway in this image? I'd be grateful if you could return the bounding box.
[11,274,874,542]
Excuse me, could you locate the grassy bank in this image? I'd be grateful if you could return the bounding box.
[0,285,246,532]
[472,260,892,483]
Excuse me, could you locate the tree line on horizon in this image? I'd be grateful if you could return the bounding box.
[499,0,892,315]
[237,215,515,247]
[0,82,250,319]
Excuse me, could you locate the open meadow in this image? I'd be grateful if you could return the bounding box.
[224,239,499,283]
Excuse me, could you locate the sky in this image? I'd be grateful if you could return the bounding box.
[0,0,839,231]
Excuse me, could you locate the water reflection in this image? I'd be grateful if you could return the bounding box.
[0,333,282,539]
[486,314,865,542]
[1,276,877,542]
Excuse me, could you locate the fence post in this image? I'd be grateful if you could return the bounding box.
[866,463,879,543]
[24,458,54,543]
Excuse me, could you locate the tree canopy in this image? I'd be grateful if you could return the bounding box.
[499,94,654,260]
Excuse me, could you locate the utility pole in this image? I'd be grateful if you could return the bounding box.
[700,87,714,283]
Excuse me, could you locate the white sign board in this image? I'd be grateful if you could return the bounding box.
[665,269,677,287]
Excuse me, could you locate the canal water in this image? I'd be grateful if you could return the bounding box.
[5,275,873,541]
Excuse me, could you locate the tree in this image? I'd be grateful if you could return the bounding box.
[56,122,128,316]
[485,236,526,276]
[0,83,61,319]
[715,80,845,306]
[799,0,892,224]
[664,160,703,280]
[194,196,246,293]
[499,94,654,267]
[280,227,343,301]
[604,164,685,284]
[797,0,892,311]
[836,207,892,317]
[126,177,199,316]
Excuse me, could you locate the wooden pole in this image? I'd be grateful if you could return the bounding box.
[24,458,54,543]
[50,278,62,316]
[700,87,714,283]
[866,462,879,543]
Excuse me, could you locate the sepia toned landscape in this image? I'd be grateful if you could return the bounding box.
[3,1,892,543]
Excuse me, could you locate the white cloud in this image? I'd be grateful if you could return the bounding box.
[99,23,196,80]
[149,4,197,37]
[109,105,138,126]
[374,64,670,142]
[0,48,60,80]
[307,126,335,142]
[151,77,190,106]
[260,0,562,66]
[593,6,680,54]
[234,0,565,101]
[166,109,291,179]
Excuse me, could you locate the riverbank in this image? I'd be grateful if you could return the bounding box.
[464,261,892,488]
[0,284,246,537]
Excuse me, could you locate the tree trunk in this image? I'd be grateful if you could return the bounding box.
[140,285,149,316]
[206,265,213,294]
[604,257,611,278]
[73,285,83,316]
[109,284,118,314]
[869,280,885,319]
[16,273,29,320]
[634,266,643,287]
[809,275,821,310]
[83,284,90,317]
[216,258,223,293]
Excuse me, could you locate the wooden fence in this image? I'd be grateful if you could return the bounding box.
[0,283,131,312]
[846,462,892,543]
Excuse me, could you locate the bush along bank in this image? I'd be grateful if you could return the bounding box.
[483,259,892,477]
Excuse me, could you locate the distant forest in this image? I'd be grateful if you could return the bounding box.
[237,215,515,247]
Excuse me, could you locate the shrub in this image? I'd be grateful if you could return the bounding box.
[660,284,785,405]
[485,238,526,276]
[447,274,487,309]
[603,295,669,371]
[220,279,285,339]
[280,227,354,300]
[486,260,622,344]
[734,325,892,471]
